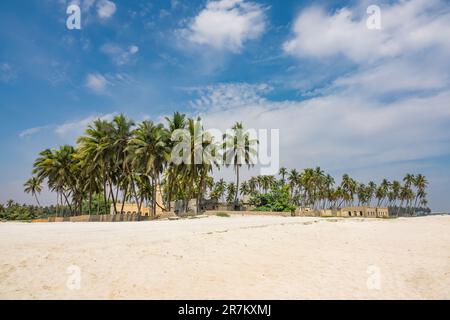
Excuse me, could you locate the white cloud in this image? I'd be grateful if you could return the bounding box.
[188,82,272,111]
[0,63,17,83]
[182,0,266,52]
[196,83,450,173]
[100,43,139,65]
[97,0,116,19]
[85,73,109,93]
[129,45,139,54]
[283,0,450,63]
[55,113,117,138]
[18,126,51,138]
[329,57,450,98]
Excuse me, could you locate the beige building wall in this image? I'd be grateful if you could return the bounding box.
[339,206,387,218]
[111,203,150,216]
[111,185,166,217]
[295,206,389,218]
[376,207,389,218]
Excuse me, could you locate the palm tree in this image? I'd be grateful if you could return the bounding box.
[279,167,287,185]
[400,184,415,216]
[288,169,299,201]
[413,174,428,211]
[33,145,77,214]
[367,181,377,206]
[389,180,401,207]
[340,174,357,207]
[376,179,390,206]
[247,177,257,195]
[215,178,227,202]
[164,112,187,211]
[24,177,43,206]
[223,122,258,208]
[77,119,115,214]
[226,183,236,204]
[112,114,135,214]
[403,174,416,215]
[240,181,251,197]
[6,199,14,209]
[126,120,170,216]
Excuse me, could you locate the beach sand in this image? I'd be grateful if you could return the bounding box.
[0,215,449,299]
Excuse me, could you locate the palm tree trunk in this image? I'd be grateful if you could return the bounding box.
[121,183,128,214]
[235,165,240,209]
[152,176,157,217]
[108,178,117,215]
[103,178,108,215]
[62,192,73,214]
[88,185,92,215]
[197,171,205,214]
[34,194,41,207]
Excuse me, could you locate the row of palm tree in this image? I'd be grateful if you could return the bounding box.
[218,168,428,214]
[25,113,257,216]
[24,112,429,216]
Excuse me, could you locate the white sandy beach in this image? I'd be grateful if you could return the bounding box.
[0,215,449,299]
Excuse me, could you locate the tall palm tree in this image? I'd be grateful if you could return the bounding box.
[288,169,299,201]
[223,122,258,208]
[279,167,287,185]
[367,181,377,206]
[24,177,43,206]
[77,119,115,214]
[112,114,135,214]
[413,174,428,210]
[240,181,251,197]
[226,183,236,204]
[376,179,390,206]
[33,145,77,214]
[403,174,416,215]
[340,174,357,207]
[126,120,171,216]
[164,112,187,210]
[248,176,258,195]
[389,180,401,207]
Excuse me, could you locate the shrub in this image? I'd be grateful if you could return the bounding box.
[250,184,296,212]
[216,212,230,217]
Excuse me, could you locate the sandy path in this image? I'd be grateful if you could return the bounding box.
[0,215,449,299]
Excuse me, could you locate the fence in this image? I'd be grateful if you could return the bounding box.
[33,214,152,223]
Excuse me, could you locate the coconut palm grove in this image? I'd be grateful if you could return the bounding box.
[0,112,429,221]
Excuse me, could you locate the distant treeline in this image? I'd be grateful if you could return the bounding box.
[0,195,112,221]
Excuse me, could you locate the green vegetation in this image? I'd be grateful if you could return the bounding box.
[23,113,256,218]
[216,212,231,217]
[0,197,113,221]
[250,183,295,212]
[13,113,430,221]
[0,200,69,221]
[238,167,429,216]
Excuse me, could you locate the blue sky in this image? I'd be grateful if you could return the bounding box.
[1,0,450,211]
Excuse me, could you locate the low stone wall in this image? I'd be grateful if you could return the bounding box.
[33,214,152,223]
[205,210,293,217]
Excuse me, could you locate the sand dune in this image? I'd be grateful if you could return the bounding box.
[0,215,449,299]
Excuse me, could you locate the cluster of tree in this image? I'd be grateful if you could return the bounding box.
[0,200,69,221]
[207,168,428,215]
[22,112,429,217]
[25,113,256,216]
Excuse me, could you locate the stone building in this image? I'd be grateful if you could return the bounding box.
[110,202,151,216]
[297,206,389,218]
[111,186,166,216]
[339,206,389,218]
